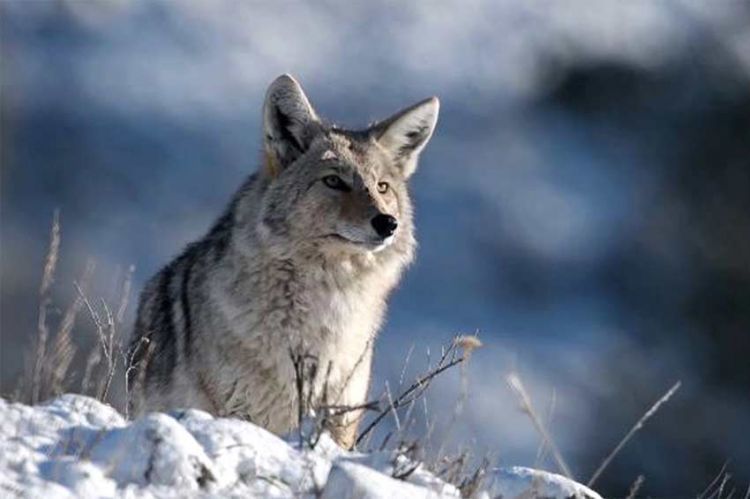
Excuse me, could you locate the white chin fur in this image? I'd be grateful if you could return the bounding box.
[371,235,394,253]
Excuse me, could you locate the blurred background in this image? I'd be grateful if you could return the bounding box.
[2,1,749,496]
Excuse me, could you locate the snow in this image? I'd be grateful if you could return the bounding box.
[480,467,602,499]
[0,395,602,498]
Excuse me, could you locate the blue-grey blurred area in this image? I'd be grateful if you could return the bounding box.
[2,1,749,495]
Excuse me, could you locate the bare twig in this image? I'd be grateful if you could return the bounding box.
[378,431,393,451]
[391,441,421,480]
[393,462,420,481]
[321,400,381,417]
[125,339,154,419]
[355,340,464,447]
[290,347,321,449]
[75,282,121,404]
[506,372,573,479]
[588,381,682,488]
[96,300,118,401]
[123,337,150,419]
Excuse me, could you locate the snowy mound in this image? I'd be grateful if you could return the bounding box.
[0,395,601,498]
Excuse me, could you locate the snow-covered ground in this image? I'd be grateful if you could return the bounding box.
[0,394,602,498]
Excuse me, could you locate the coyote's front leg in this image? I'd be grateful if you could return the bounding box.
[325,349,373,449]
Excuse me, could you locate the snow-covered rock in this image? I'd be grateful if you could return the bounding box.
[0,395,602,498]
[479,467,602,499]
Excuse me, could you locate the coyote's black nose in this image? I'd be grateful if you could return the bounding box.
[371,214,398,238]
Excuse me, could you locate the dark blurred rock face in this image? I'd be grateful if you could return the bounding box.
[533,56,750,492]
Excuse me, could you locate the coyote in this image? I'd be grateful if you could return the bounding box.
[128,74,439,448]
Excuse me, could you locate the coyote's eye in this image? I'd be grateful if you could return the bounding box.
[377,182,389,194]
[323,175,349,191]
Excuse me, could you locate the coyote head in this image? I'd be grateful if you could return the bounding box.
[257,74,439,262]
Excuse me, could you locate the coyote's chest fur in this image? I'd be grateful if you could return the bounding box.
[212,255,391,433]
[129,74,438,449]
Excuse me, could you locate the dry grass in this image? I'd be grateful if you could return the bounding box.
[698,461,747,499]
[625,474,645,499]
[287,334,489,492]
[28,209,60,404]
[289,335,478,449]
[15,213,135,411]
[506,372,573,479]
[356,337,471,448]
[587,380,681,488]
[506,370,687,495]
[49,260,95,397]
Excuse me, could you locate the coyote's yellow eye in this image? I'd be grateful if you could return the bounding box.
[323,175,349,191]
[377,182,389,194]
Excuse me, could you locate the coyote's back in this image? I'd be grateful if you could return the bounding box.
[129,75,439,448]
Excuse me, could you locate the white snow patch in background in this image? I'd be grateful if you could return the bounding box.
[0,394,602,498]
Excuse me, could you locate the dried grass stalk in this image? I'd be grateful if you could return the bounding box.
[588,381,681,487]
[30,210,61,404]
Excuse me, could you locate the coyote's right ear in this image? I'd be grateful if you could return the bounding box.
[263,74,321,176]
[372,96,439,179]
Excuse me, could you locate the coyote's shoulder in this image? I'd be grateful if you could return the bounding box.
[129,75,439,448]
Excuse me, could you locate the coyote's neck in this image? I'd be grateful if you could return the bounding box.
[220,242,400,347]
[210,247,392,431]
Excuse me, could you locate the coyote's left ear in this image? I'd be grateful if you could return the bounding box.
[372,97,439,178]
[263,74,321,175]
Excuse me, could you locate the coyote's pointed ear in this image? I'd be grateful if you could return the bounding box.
[372,97,439,178]
[263,74,321,175]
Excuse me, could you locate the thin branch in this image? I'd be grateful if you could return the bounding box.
[355,343,464,447]
[123,337,149,419]
[97,300,117,401]
[321,400,381,416]
[74,282,120,404]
